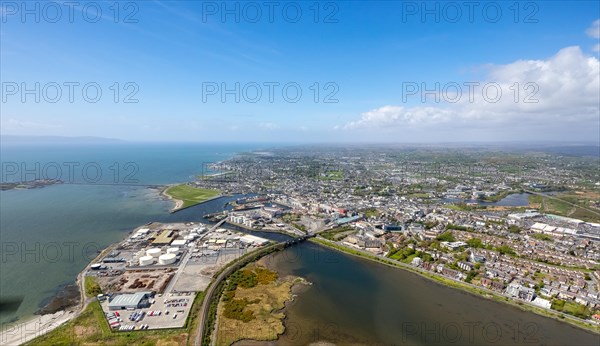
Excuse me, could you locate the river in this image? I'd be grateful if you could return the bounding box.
[257,241,600,346]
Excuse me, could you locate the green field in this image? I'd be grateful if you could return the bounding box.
[164,184,221,208]
[528,193,600,223]
[320,226,356,241]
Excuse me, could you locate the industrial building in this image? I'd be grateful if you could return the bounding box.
[152,230,176,245]
[107,292,153,311]
[239,234,269,246]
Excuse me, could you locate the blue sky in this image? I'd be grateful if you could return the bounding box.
[1,1,599,142]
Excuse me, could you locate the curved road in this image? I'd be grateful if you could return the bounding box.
[192,242,281,346]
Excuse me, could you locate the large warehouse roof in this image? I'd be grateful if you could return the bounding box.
[107,292,151,309]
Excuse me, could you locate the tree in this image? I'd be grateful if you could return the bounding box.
[496,245,515,255]
[436,231,455,242]
[422,253,433,262]
[508,225,521,234]
[466,238,483,248]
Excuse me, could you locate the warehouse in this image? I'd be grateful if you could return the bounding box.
[152,230,176,245]
[239,234,269,246]
[107,291,152,311]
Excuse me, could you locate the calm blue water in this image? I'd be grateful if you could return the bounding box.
[0,143,270,324]
[0,143,255,184]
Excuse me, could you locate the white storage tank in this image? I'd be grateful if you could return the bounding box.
[146,248,162,257]
[139,255,154,266]
[158,253,176,265]
[167,247,180,254]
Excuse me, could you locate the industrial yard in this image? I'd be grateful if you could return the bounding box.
[86,222,270,331]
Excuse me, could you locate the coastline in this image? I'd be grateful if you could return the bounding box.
[160,184,224,213]
[160,184,184,212]
[309,237,600,335]
[0,244,117,345]
[0,148,246,345]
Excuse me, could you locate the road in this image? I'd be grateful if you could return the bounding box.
[163,247,193,294]
[192,242,282,346]
[166,220,228,295]
[525,190,600,218]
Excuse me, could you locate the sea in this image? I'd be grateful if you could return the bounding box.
[0,142,269,324]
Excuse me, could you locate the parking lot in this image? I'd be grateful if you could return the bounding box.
[100,291,195,330]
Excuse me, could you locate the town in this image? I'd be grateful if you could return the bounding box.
[185,147,600,325]
[80,146,600,335]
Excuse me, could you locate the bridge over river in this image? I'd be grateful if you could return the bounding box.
[193,232,313,345]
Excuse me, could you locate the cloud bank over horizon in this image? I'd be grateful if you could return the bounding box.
[339,45,599,142]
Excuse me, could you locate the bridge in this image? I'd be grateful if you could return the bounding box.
[192,232,311,345]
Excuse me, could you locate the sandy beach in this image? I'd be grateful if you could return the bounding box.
[160,184,184,212]
[0,310,75,345]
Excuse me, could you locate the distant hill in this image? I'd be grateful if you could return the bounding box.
[0,135,126,145]
[533,145,600,157]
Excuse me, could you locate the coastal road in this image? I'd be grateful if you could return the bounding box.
[192,241,284,346]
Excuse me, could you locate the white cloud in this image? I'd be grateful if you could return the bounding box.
[344,106,455,129]
[258,122,279,130]
[586,19,600,39]
[341,46,600,137]
[2,118,63,130]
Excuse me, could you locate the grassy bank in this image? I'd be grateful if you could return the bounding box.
[164,184,221,209]
[84,276,102,298]
[215,264,297,345]
[309,238,600,334]
[201,244,289,345]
